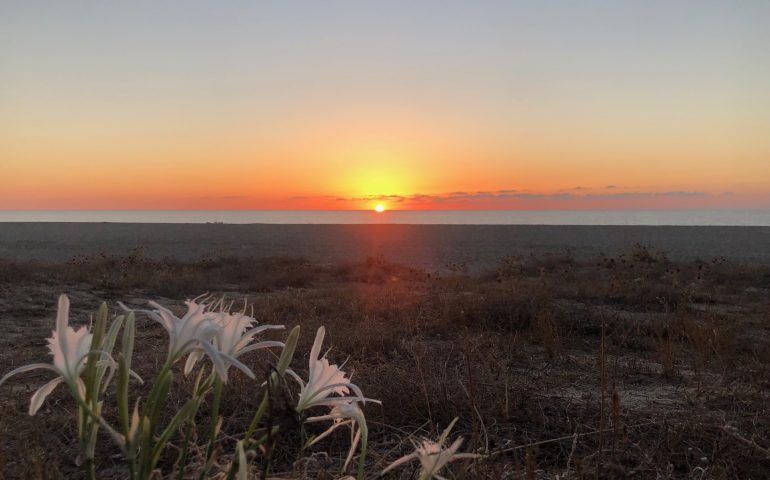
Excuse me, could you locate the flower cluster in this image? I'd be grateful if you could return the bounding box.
[0,294,478,480]
[294,326,381,476]
[0,295,389,480]
[180,300,286,381]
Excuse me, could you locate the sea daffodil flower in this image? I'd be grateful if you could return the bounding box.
[121,298,237,380]
[291,326,370,413]
[307,401,374,472]
[184,309,285,379]
[0,295,93,415]
[381,418,479,480]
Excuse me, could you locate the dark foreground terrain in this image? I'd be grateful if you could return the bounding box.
[0,245,769,478]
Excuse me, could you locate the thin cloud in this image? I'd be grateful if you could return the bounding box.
[586,191,707,199]
[336,188,713,205]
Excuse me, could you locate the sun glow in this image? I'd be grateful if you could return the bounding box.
[374,204,385,213]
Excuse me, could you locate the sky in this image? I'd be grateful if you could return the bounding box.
[1,1,768,210]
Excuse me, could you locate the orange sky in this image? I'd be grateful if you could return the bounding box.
[1,2,768,211]
[2,108,768,210]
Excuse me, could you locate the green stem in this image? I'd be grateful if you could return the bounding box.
[84,408,100,480]
[226,390,269,480]
[244,393,269,445]
[225,461,238,480]
[70,386,122,445]
[299,415,307,458]
[199,375,223,480]
[226,430,277,480]
[69,386,128,480]
[85,459,96,480]
[138,361,174,479]
[357,420,368,480]
[146,362,174,427]
[175,419,195,480]
[175,371,214,480]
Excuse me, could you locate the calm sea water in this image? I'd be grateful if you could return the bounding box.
[1,210,769,225]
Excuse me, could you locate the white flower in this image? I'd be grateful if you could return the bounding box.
[0,295,92,415]
[291,327,369,413]
[152,299,222,359]
[184,309,284,379]
[122,298,236,380]
[381,418,479,480]
[306,401,371,472]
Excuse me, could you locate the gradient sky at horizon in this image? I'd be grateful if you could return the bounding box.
[1,1,769,210]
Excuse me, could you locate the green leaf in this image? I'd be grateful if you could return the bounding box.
[84,303,109,404]
[275,326,300,378]
[150,397,201,470]
[118,313,135,438]
[149,370,172,430]
[122,312,136,371]
[117,353,130,435]
[236,440,247,480]
[96,314,124,392]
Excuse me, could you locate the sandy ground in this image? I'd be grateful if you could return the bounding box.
[1,223,770,270]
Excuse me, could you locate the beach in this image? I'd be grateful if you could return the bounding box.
[2,223,770,270]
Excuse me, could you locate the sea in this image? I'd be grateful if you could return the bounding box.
[1,210,769,226]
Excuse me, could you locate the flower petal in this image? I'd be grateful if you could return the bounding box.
[29,377,64,415]
[241,324,285,338]
[381,453,418,474]
[129,369,144,384]
[438,417,459,445]
[55,295,72,367]
[0,363,58,387]
[236,341,285,356]
[130,307,174,335]
[220,352,255,379]
[184,349,205,376]
[56,294,70,334]
[310,327,325,366]
[307,419,352,446]
[286,369,305,388]
[198,340,228,382]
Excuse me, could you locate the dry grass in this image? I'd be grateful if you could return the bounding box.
[1,245,769,479]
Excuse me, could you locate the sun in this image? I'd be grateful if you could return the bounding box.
[374,204,385,213]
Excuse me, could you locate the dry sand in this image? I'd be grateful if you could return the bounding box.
[1,223,769,271]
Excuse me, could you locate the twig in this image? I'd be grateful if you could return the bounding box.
[721,425,770,459]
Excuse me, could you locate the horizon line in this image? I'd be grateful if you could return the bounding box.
[3,207,770,212]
